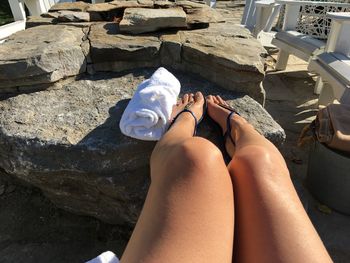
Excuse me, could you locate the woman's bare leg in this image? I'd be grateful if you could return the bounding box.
[121,92,234,263]
[207,95,332,263]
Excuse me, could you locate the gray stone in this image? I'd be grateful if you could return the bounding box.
[26,15,95,28]
[88,22,266,103]
[179,23,267,103]
[86,2,124,22]
[41,12,60,19]
[86,2,119,12]
[49,1,90,12]
[0,70,285,225]
[89,23,162,72]
[2,18,267,103]
[175,0,207,10]
[177,1,225,27]
[154,0,176,8]
[26,16,55,28]
[56,11,90,22]
[0,25,87,89]
[119,8,187,34]
[160,33,182,66]
[109,0,154,9]
[36,11,91,23]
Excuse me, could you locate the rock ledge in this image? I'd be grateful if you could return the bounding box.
[0,70,285,225]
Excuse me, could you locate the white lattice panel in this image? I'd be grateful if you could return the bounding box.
[296,3,350,39]
[276,1,350,40]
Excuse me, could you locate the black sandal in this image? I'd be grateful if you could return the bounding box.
[168,100,206,136]
[216,102,240,148]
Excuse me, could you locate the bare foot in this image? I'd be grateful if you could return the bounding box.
[169,92,205,135]
[206,95,247,157]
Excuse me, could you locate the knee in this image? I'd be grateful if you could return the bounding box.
[151,137,225,181]
[230,145,289,179]
[175,137,224,168]
[236,145,273,163]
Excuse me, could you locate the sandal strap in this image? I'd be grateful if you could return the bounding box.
[224,111,236,146]
[217,102,240,146]
[217,102,240,116]
[169,109,198,136]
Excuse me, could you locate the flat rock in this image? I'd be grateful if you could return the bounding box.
[185,5,224,26]
[109,0,154,8]
[174,0,224,26]
[2,20,266,103]
[119,7,187,34]
[56,11,90,22]
[154,0,176,8]
[49,1,90,12]
[89,23,162,72]
[87,22,266,103]
[86,2,125,22]
[26,16,55,28]
[175,0,207,9]
[86,2,119,12]
[0,69,285,225]
[179,23,266,101]
[0,25,87,89]
[26,15,94,28]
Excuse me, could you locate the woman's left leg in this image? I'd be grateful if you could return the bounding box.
[121,92,234,263]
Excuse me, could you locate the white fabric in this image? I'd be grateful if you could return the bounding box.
[86,251,119,263]
[119,67,181,141]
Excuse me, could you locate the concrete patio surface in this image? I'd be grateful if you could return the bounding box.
[0,1,349,262]
[264,53,350,262]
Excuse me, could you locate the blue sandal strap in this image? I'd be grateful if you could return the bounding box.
[217,103,240,116]
[224,111,236,146]
[169,109,198,136]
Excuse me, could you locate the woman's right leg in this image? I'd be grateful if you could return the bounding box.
[207,95,332,263]
[121,93,234,263]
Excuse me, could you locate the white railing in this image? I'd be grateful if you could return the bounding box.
[0,0,75,42]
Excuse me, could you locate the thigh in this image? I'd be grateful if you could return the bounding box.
[121,137,235,263]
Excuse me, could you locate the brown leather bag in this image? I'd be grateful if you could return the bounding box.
[298,104,350,152]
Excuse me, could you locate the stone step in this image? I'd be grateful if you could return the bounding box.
[0,25,87,90]
[0,21,266,103]
[119,7,187,34]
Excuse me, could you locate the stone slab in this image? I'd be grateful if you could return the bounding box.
[2,17,267,103]
[179,23,267,103]
[56,11,90,22]
[119,7,187,34]
[0,70,285,225]
[26,16,94,28]
[89,23,162,72]
[0,25,87,89]
[49,1,90,12]
[88,22,266,103]
[26,16,55,28]
[86,2,119,12]
[176,0,224,26]
[109,0,154,9]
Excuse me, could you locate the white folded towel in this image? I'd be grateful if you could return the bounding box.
[119,67,181,141]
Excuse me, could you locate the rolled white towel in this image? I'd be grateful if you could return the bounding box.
[119,67,181,141]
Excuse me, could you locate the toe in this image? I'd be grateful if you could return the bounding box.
[216,95,227,106]
[213,95,220,104]
[189,93,194,102]
[195,92,204,103]
[183,94,189,104]
[206,95,214,103]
